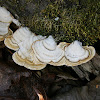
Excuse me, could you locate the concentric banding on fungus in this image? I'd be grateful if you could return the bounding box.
[65,40,89,62]
[0,7,13,23]
[0,6,96,70]
[17,34,46,59]
[12,52,47,70]
[0,28,13,42]
[12,34,46,68]
[49,42,68,66]
[0,7,21,42]
[12,35,47,70]
[32,35,64,63]
[64,46,96,66]
[42,35,56,50]
[4,27,35,50]
[12,27,34,44]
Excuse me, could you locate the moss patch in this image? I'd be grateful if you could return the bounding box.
[1,0,100,45]
[30,0,100,45]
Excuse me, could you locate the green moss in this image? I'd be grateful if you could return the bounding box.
[30,0,100,45]
[1,0,99,45]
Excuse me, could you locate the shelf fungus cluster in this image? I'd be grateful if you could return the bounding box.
[0,6,96,70]
[4,26,47,70]
[0,7,21,41]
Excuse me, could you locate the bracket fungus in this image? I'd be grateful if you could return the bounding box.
[0,7,21,41]
[31,36,64,65]
[0,6,96,70]
[12,52,47,70]
[4,27,34,50]
[12,38,95,70]
[0,7,13,41]
[0,22,12,41]
[0,7,13,23]
[12,34,46,70]
[64,40,96,66]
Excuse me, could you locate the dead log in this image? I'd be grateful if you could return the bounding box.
[69,53,100,81]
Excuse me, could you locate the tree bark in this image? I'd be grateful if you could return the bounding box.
[69,53,100,81]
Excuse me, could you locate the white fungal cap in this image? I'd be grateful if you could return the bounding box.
[0,28,12,42]
[12,35,47,70]
[12,52,47,70]
[43,35,56,50]
[65,40,89,62]
[17,34,46,59]
[12,27,33,44]
[0,22,9,28]
[4,27,35,50]
[0,7,13,23]
[10,34,46,70]
[0,22,10,35]
[12,19,21,26]
[49,42,68,66]
[32,35,64,63]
